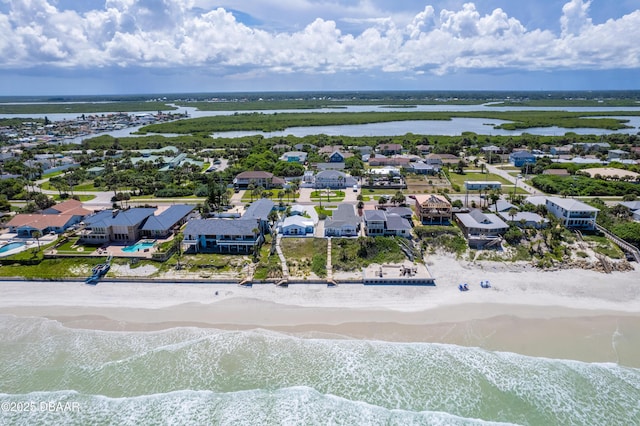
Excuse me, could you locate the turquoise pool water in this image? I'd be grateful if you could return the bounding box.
[0,242,25,255]
[122,241,155,253]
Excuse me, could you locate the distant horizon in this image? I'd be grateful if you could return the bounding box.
[3,89,640,102]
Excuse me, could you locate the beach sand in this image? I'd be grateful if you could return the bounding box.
[1,254,639,367]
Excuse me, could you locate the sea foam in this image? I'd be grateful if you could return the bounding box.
[0,315,638,425]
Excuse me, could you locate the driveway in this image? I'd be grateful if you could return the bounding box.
[484,163,539,195]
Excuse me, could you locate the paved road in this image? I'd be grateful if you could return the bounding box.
[484,162,539,195]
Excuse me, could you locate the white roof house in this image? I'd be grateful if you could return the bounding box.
[545,197,599,230]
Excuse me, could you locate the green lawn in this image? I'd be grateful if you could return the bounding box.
[0,257,108,279]
[53,194,96,202]
[310,190,345,202]
[315,206,334,217]
[331,237,406,272]
[448,172,511,187]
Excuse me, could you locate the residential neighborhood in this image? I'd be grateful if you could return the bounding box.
[1,113,640,284]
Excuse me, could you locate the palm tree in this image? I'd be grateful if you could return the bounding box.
[32,230,42,252]
[247,182,256,202]
[392,191,405,206]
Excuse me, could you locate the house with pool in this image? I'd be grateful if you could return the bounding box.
[80,205,197,245]
[4,214,78,237]
[4,199,92,237]
[140,204,197,239]
[79,208,157,244]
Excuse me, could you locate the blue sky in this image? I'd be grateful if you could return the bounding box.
[0,0,639,95]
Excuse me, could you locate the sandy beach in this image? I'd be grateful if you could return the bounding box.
[1,254,639,367]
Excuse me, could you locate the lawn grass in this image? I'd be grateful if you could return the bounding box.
[281,238,328,278]
[281,238,327,261]
[447,172,511,187]
[314,206,334,217]
[582,234,624,259]
[52,194,96,202]
[0,256,108,279]
[331,237,406,271]
[310,190,345,202]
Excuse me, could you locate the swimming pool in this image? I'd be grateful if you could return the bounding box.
[0,242,26,255]
[122,241,155,253]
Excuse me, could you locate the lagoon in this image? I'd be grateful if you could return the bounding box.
[3,104,640,140]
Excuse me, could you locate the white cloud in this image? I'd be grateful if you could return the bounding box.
[0,0,638,79]
[561,0,592,36]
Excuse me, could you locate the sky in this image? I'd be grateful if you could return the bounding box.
[0,0,639,96]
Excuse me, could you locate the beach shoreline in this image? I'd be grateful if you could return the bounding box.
[1,254,639,367]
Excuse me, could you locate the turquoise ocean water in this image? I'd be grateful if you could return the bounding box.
[0,315,638,425]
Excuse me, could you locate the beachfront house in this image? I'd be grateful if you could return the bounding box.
[182,219,260,254]
[5,199,92,237]
[4,214,79,237]
[414,194,452,224]
[140,204,197,238]
[498,210,548,228]
[242,199,276,235]
[79,208,157,244]
[455,210,509,249]
[278,215,314,237]
[363,210,412,238]
[620,201,640,222]
[43,199,92,220]
[545,197,599,230]
[324,204,361,237]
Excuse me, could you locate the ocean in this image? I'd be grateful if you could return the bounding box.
[0,315,638,425]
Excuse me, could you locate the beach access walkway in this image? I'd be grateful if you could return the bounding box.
[274,234,290,282]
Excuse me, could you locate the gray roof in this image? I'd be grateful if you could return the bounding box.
[546,197,599,212]
[510,151,535,158]
[409,162,437,170]
[456,210,508,230]
[493,200,517,212]
[500,211,547,224]
[290,204,306,214]
[281,215,313,228]
[525,196,549,207]
[141,205,195,231]
[386,207,413,218]
[85,208,156,228]
[620,201,640,211]
[385,213,411,231]
[316,170,348,179]
[315,162,345,170]
[325,204,361,229]
[184,219,258,236]
[364,210,387,221]
[243,199,275,221]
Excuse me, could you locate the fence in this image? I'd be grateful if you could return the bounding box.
[596,224,640,263]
